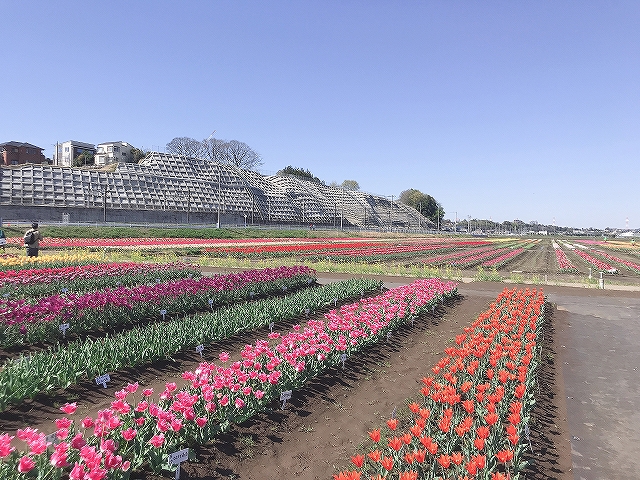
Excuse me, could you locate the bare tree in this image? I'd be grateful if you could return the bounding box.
[341,180,360,191]
[166,137,205,158]
[224,140,263,170]
[201,137,229,163]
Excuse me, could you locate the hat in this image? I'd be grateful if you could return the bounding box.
[31,222,38,229]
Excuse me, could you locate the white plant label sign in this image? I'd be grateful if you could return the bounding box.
[195,344,204,358]
[95,373,111,388]
[280,390,292,409]
[340,353,347,369]
[59,323,70,338]
[168,448,189,480]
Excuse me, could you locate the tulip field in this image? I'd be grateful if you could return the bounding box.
[0,231,636,479]
[0,254,468,479]
[3,233,640,284]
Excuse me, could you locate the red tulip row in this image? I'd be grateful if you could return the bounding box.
[335,287,545,480]
[5,237,321,248]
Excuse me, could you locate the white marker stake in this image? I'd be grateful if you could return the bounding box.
[59,323,70,338]
[432,305,435,314]
[250,291,255,298]
[269,322,274,332]
[282,286,287,292]
[304,308,310,317]
[156,278,161,283]
[61,288,68,294]
[208,298,214,310]
[168,448,189,480]
[160,309,167,321]
[386,332,391,343]
[333,298,338,306]
[195,344,204,358]
[280,390,292,410]
[45,432,61,447]
[95,373,111,389]
[340,353,347,370]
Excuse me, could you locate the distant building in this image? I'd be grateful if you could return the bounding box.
[54,141,96,167]
[0,141,46,165]
[95,141,133,166]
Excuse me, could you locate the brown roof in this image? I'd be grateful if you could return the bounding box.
[0,141,43,150]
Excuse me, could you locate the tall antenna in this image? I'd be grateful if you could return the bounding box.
[626,217,629,230]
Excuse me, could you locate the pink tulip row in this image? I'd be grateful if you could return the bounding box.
[481,248,525,268]
[0,278,458,479]
[0,266,315,346]
[553,248,578,272]
[592,250,640,274]
[423,246,496,266]
[305,241,491,258]
[572,249,618,274]
[0,262,199,286]
[450,248,511,267]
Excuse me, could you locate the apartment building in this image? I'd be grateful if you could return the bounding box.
[54,140,96,167]
[0,141,46,165]
[95,141,133,166]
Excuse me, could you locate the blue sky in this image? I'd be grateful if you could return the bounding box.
[2,1,638,229]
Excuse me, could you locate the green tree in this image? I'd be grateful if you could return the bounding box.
[73,152,94,167]
[277,166,324,184]
[130,147,148,163]
[398,189,444,224]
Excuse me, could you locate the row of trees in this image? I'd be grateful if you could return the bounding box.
[166,137,263,171]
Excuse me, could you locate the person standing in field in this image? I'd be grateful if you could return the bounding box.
[23,222,43,257]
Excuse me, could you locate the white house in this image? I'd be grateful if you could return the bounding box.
[95,141,134,166]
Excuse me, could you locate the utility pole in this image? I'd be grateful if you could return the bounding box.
[217,168,222,228]
[103,183,108,223]
[340,187,344,231]
[186,189,191,224]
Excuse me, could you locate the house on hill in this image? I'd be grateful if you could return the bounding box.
[0,141,46,165]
